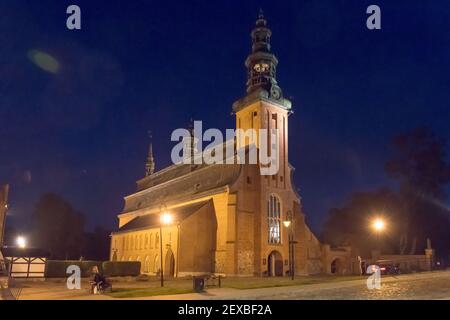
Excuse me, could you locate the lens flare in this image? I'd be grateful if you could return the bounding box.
[27,49,60,74]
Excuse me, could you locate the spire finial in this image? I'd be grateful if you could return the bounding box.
[258,8,264,19]
[255,8,267,27]
[145,131,155,176]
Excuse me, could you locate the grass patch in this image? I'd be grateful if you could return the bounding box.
[104,275,364,298]
[108,287,193,298]
[221,275,363,290]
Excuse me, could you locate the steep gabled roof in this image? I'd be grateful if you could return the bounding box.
[122,163,242,213]
[117,200,211,233]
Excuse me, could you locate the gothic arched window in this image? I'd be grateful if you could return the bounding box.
[268,194,281,244]
[144,256,150,273]
[154,255,160,273]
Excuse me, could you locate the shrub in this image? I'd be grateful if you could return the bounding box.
[45,260,102,278]
[102,261,141,277]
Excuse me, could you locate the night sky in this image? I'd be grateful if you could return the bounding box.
[1,0,449,235]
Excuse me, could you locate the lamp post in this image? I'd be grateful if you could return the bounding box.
[372,218,385,241]
[283,215,295,280]
[159,205,173,287]
[159,221,163,287]
[371,217,386,255]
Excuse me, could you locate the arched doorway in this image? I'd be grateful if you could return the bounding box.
[268,251,283,276]
[165,249,175,278]
[331,258,344,275]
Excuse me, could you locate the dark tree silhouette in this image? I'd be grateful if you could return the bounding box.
[82,226,111,261]
[4,225,19,247]
[31,193,85,259]
[322,188,401,257]
[385,127,450,256]
[323,127,450,258]
[385,126,450,199]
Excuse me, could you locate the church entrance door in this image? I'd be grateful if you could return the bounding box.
[268,251,283,276]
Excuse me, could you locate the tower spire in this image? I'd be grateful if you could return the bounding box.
[232,10,291,113]
[258,8,264,19]
[145,131,155,176]
[246,10,282,98]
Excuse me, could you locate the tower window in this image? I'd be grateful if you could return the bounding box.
[268,194,281,244]
[253,63,269,73]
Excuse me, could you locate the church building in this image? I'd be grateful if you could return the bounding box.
[110,12,353,277]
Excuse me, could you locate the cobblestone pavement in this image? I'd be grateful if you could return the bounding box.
[13,270,450,300]
[146,271,450,300]
[250,272,450,300]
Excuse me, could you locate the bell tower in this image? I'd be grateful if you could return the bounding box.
[232,10,292,186]
[245,9,283,99]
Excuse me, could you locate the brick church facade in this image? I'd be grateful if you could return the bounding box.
[110,12,353,277]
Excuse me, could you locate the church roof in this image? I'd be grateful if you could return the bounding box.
[117,200,211,233]
[122,162,242,214]
[121,140,244,214]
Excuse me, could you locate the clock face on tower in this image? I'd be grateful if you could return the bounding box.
[253,63,270,73]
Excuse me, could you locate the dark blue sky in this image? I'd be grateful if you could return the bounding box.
[1,0,449,235]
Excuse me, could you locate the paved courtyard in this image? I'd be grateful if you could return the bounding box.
[146,271,450,300]
[12,270,450,300]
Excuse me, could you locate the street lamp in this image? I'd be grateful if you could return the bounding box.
[161,212,174,225]
[372,217,386,240]
[16,236,26,249]
[372,218,385,233]
[283,220,291,228]
[159,205,173,287]
[371,217,386,253]
[283,212,295,280]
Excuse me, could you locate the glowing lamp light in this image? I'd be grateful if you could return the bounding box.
[283,220,292,228]
[373,218,385,232]
[16,236,27,249]
[161,212,173,225]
